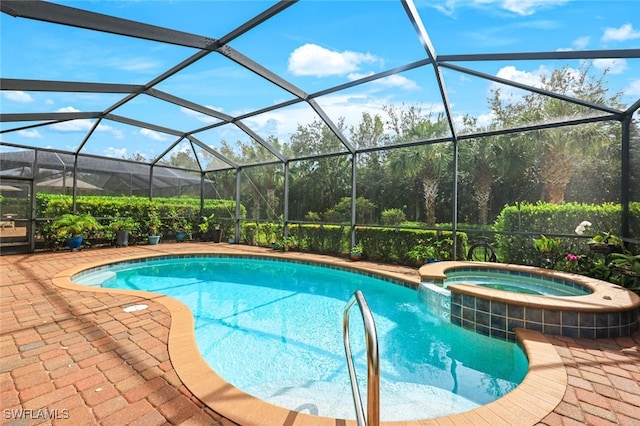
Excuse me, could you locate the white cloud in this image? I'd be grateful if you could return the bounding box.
[181,106,221,124]
[490,65,549,102]
[593,58,627,75]
[602,23,640,42]
[428,0,568,16]
[496,65,547,88]
[48,106,123,139]
[501,0,569,16]
[104,56,163,73]
[3,91,34,103]
[18,129,42,138]
[139,128,168,141]
[572,36,590,49]
[104,147,128,158]
[50,106,92,132]
[626,79,640,96]
[347,72,421,91]
[288,43,380,77]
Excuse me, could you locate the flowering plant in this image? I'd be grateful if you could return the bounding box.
[574,220,592,235]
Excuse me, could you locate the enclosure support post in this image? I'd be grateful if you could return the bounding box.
[72,155,79,213]
[451,136,459,259]
[235,169,242,240]
[30,150,39,253]
[621,114,631,241]
[284,161,290,237]
[351,152,357,246]
[149,165,154,200]
[200,172,205,218]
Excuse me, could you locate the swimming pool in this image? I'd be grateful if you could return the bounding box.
[74,255,528,421]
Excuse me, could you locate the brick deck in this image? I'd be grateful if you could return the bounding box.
[1,244,639,425]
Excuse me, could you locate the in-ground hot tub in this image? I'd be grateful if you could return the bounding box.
[419,261,640,340]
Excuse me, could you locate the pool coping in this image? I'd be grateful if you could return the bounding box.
[51,251,568,426]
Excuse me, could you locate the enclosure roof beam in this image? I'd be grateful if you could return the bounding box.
[308,99,356,154]
[439,49,640,62]
[233,121,288,162]
[0,112,101,122]
[218,46,309,101]
[188,136,240,169]
[353,113,618,157]
[1,0,218,51]
[401,0,458,141]
[147,89,234,123]
[310,58,432,99]
[625,98,640,116]
[150,137,185,167]
[105,114,185,137]
[440,62,625,116]
[0,78,143,94]
[216,0,298,47]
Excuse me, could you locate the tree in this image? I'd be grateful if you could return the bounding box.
[288,118,351,220]
[490,64,624,204]
[385,106,451,226]
[350,112,390,220]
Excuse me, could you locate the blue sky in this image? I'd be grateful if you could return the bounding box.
[1,0,639,163]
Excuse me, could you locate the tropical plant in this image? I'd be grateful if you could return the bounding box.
[588,231,624,249]
[609,252,640,291]
[199,213,218,233]
[351,242,363,255]
[385,108,451,226]
[147,205,162,236]
[407,243,438,265]
[489,65,623,204]
[110,217,138,233]
[51,213,100,238]
[533,234,565,268]
[174,217,193,239]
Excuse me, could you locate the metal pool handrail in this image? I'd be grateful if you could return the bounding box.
[343,290,380,426]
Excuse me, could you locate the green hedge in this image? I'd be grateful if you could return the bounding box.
[288,224,346,254]
[36,194,243,241]
[494,202,640,265]
[354,227,466,265]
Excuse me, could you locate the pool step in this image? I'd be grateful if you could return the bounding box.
[77,271,116,287]
[244,379,479,421]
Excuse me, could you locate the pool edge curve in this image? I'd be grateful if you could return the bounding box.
[52,250,567,426]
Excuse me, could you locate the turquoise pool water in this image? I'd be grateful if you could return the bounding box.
[445,269,591,296]
[75,256,528,421]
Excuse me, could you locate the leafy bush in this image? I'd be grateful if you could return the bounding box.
[494,202,639,265]
[36,194,243,244]
[381,208,406,226]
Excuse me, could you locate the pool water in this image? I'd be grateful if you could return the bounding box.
[445,270,590,296]
[76,256,528,421]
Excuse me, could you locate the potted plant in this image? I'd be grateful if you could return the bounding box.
[174,217,192,243]
[110,217,137,247]
[199,213,221,243]
[147,205,162,245]
[350,242,363,261]
[588,231,624,254]
[51,213,100,251]
[407,243,439,265]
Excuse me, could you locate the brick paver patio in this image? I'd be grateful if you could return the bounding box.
[1,244,638,425]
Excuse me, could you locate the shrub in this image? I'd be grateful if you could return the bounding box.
[494,202,638,265]
[381,208,406,226]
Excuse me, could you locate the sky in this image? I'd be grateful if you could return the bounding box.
[1,0,639,164]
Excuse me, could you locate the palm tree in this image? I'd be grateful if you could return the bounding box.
[386,112,451,226]
[489,65,624,204]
